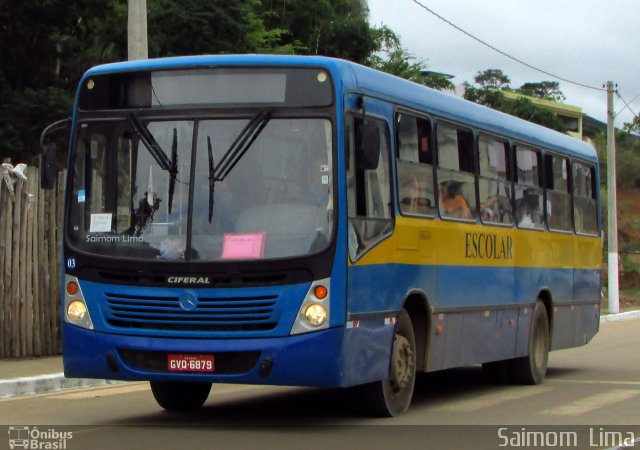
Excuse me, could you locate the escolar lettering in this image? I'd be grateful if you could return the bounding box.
[465,233,513,260]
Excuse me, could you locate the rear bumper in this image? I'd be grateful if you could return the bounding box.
[63,323,344,387]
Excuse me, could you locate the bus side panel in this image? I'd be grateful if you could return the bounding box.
[550,302,600,351]
[343,263,436,385]
[340,319,396,387]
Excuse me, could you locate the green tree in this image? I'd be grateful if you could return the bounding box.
[257,0,377,63]
[623,115,640,135]
[147,0,285,56]
[464,69,566,133]
[517,81,566,102]
[0,0,123,163]
[473,69,511,90]
[367,26,454,91]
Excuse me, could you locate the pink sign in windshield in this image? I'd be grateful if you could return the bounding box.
[221,232,266,260]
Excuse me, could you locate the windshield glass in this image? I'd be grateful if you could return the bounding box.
[68,116,333,261]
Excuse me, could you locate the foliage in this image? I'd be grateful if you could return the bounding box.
[615,140,640,189]
[463,69,567,133]
[518,81,566,102]
[147,0,291,56]
[367,27,453,91]
[0,0,383,162]
[473,69,510,90]
[623,115,640,135]
[257,0,377,63]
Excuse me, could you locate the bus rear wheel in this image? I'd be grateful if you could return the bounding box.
[362,309,416,417]
[509,300,550,385]
[150,381,212,411]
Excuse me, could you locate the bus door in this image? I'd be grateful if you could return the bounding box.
[343,97,396,386]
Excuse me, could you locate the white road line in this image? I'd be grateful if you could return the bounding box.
[549,379,640,386]
[49,383,149,399]
[46,381,280,400]
[542,389,640,417]
[433,386,553,412]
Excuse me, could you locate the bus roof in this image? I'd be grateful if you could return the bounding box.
[84,54,598,163]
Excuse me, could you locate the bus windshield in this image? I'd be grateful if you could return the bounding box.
[68,116,333,261]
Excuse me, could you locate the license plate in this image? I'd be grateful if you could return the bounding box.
[167,354,215,373]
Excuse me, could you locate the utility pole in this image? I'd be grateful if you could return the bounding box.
[128,0,148,61]
[606,81,619,314]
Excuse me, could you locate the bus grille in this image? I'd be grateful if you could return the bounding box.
[102,292,280,333]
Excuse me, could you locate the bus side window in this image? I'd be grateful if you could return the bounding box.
[436,123,475,220]
[396,113,434,215]
[347,116,392,260]
[515,145,545,229]
[573,162,598,235]
[545,154,572,232]
[478,135,513,225]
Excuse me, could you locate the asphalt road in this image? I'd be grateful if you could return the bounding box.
[1,319,639,449]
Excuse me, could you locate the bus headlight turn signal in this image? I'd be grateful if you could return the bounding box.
[290,278,331,335]
[67,301,88,322]
[304,304,327,326]
[64,275,94,330]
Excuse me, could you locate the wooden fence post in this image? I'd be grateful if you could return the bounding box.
[0,163,68,359]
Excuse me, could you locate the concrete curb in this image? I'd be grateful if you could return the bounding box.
[1,311,638,399]
[600,309,640,323]
[0,373,125,399]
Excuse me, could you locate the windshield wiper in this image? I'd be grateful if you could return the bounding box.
[207,136,215,223]
[168,128,178,214]
[214,110,271,181]
[127,113,179,212]
[127,113,173,170]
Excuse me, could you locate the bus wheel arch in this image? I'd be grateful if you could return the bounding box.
[537,289,553,347]
[402,291,430,372]
[361,308,417,417]
[509,298,550,385]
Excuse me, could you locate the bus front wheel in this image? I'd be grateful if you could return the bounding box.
[150,381,212,411]
[362,308,416,417]
[509,300,550,385]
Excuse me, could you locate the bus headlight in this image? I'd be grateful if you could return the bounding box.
[290,278,331,335]
[67,301,88,322]
[304,303,327,327]
[64,275,94,330]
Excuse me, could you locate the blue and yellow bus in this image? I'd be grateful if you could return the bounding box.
[43,55,601,416]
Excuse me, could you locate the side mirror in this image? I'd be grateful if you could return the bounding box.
[356,120,381,171]
[39,118,70,190]
[41,143,57,189]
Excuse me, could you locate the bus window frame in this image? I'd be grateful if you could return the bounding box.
[394,108,436,219]
[513,142,546,231]
[434,119,477,223]
[476,131,515,228]
[543,150,574,234]
[345,110,395,263]
[571,159,599,236]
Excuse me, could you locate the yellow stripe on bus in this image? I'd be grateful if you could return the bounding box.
[353,216,601,270]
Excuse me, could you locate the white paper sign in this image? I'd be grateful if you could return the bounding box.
[90,213,113,232]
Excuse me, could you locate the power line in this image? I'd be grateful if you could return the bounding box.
[409,0,606,92]
[615,91,639,119]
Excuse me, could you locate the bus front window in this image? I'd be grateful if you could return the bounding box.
[68,117,333,262]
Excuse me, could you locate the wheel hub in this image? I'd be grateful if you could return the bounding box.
[390,334,414,391]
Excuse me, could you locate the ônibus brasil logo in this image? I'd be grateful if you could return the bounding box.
[8,426,73,450]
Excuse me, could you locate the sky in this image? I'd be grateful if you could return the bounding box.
[367,0,640,127]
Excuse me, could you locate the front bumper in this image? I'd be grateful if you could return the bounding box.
[63,323,344,387]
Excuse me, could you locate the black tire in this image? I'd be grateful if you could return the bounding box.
[508,300,550,385]
[361,309,416,417]
[482,360,510,384]
[150,381,212,411]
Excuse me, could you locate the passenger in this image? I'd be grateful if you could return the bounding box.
[438,181,471,219]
